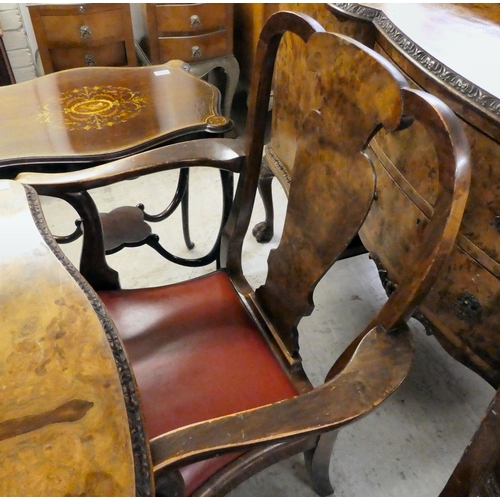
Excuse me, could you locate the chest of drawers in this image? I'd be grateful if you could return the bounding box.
[28,3,137,74]
[139,3,238,118]
[141,3,233,65]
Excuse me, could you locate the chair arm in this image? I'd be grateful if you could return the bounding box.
[150,324,414,473]
[15,138,245,196]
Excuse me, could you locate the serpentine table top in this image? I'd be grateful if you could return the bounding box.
[0,59,231,177]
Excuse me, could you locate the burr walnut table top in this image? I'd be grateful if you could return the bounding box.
[0,180,152,496]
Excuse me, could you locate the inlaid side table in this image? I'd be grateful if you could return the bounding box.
[0,60,232,276]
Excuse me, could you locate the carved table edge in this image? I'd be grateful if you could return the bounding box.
[23,184,153,496]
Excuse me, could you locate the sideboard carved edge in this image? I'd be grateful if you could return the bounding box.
[328,3,500,123]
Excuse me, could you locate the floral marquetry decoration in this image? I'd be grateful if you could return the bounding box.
[38,85,148,131]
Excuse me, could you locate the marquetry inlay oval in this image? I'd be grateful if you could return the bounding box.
[37,85,148,131]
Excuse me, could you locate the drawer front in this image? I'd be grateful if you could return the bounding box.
[419,245,500,386]
[49,42,128,71]
[360,146,429,278]
[155,4,227,36]
[457,120,500,265]
[372,42,500,266]
[371,124,439,210]
[40,7,126,45]
[158,31,228,62]
[360,146,500,385]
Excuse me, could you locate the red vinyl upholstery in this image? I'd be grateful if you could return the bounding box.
[98,271,298,494]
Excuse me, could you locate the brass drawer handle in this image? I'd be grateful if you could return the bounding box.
[80,25,92,40]
[455,291,482,325]
[84,54,97,66]
[190,15,201,28]
[491,209,500,232]
[191,45,202,58]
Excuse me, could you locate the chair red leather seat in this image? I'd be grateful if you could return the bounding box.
[99,271,298,494]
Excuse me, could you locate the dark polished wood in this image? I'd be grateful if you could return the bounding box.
[0,180,152,496]
[17,10,470,496]
[0,28,15,86]
[0,59,230,178]
[258,2,500,388]
[28,3,137,73]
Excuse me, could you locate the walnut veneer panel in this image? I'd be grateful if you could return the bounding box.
[0,181,151,495]
[270,3,376,182]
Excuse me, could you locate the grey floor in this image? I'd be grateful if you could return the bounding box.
[37,90,495,497]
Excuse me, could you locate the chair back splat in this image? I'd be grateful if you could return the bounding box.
[11,10,470,497]
[252,30,404,358]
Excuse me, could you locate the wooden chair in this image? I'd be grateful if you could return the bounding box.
[16,11,471,496]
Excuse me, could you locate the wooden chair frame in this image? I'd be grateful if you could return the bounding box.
[16,11,470,496]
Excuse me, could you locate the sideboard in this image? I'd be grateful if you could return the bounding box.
[261,3,500,387]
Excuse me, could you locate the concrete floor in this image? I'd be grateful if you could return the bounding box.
[38,90,495,497]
